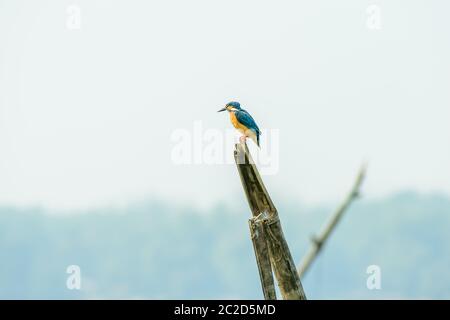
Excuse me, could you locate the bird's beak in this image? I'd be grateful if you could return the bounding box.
[217,107,227,112]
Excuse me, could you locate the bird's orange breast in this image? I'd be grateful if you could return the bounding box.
[229,112,248,132]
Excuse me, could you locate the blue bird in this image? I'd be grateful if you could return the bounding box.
[218,101,261,147]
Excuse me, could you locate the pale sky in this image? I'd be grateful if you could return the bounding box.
[1,1,449,210]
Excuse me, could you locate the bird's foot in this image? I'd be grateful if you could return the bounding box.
[239,136,247,144]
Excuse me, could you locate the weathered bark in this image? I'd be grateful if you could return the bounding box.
[234,142,306,300]
[297,164,367,279]
[248,219,277,300]
[263,215,306,299]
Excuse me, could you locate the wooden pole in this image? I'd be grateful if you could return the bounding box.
[297,164,367,279]
[248,218,277,300]
[234,142,307,300]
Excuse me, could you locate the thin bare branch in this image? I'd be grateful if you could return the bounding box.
[297,163,367,279]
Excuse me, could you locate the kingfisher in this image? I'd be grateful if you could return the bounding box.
[218,101,261,147]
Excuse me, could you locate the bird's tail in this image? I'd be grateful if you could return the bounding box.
[247,129,260,148]
[251,132,260,148]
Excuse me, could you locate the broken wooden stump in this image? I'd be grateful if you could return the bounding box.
[234,142,306,300]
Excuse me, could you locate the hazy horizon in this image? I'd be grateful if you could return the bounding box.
[0,190,449,299]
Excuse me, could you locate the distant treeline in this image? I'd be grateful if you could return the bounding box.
[0,192,449,299]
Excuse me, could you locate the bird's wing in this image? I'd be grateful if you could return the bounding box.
[236,110,260,134]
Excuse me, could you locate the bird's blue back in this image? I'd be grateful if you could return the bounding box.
[235,109,260,134]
